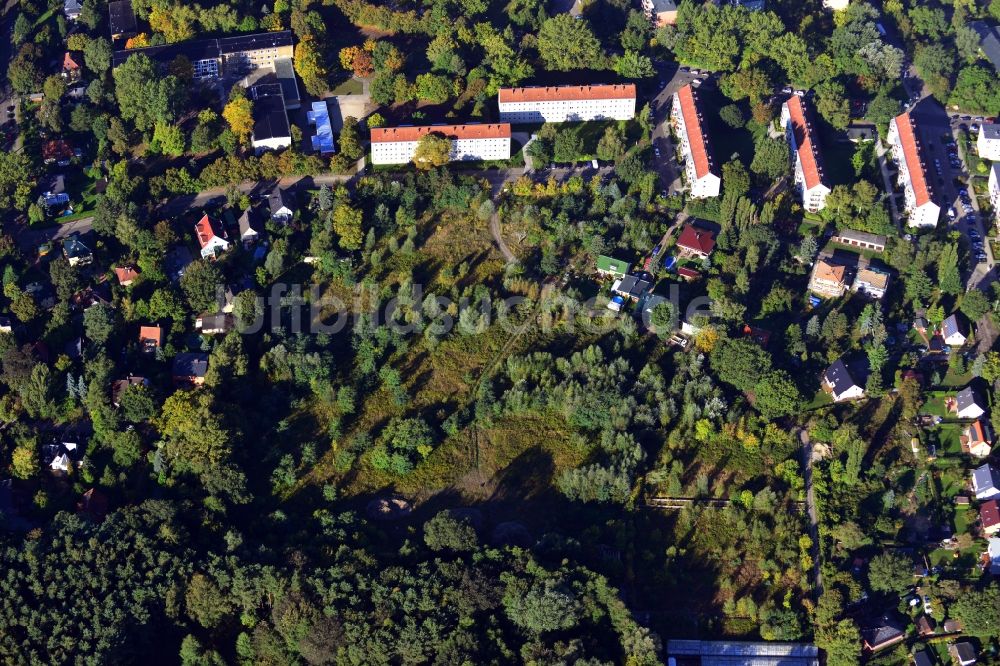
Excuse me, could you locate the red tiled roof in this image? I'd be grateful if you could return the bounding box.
[785,96,827,190]
[677,267,700,279]
[41,139,73,161]
[675,85,715,179]
[63,51,80,71]
[114,265,139,284]
[981,499,1000,528]
[371,123,511,143]
[498,84,636,104]
[894,112,933,206]
[969,419,990,445]
[194,214,224,249]
[677,224,716,255]
[138,325,162,347]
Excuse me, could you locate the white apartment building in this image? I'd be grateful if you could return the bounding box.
[370,124,511,166]
[781,95,831,212]
[887,112,940,228]
[671,84,720,198]
[978,123,1000,161]
[497,84,636,124]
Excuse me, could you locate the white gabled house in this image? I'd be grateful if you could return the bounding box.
[194,214,230,260]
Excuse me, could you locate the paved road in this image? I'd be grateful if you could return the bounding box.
[650,62,706,195]
[798,428,823,597]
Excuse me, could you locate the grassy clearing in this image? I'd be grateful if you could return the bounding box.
[328,78,364,96]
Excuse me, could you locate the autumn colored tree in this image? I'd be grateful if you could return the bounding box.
[339,46,374,78]
[295,36,328,96]
[413,133,452,170]
[222,90,254,145]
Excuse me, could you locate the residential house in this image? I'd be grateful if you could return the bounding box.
[62,235,92,266]
[955,387,986,420]
[943,619,963,634]
[941,313,968,346]
[109,0,138,41]
[138,325,163,353]
[40,174,69,208]
[949,641,977,666]
[962,419,993,457]
[267,186,295,223]
[64,0,82,20]
[969,21,1000,74]
[111,375,148,406]
[307,100,336,155]
[809,259,848,298]
[238,208,264,247]
[913,650,933,666]
[832,229,886,253]
[42,139,76,165]
[194,214,230,259]
[916,615,935,637]
[62,51,82,80]
[675,224,716,258]
[988,538,1000,574]
[612,274,652,301]
[980,499,1000,536]
[977,123,1000,161]
[823,357,867,402]
[195,312,233,335]
[781,94,831,212]
[677,267,700,281]
[112,31,294,78]
[822,0,849,8]
[172,352,209,386]
[596,255,631,279]
[852,268,889,299]
[0,316,12,333]
[371,123,512,165]
[860,614,906,653]
[76,488,109,521]
[973,464,1000,500]
[44,442,82,473]
[671,84,721,198]
[497,84,636,124]
[114,265,140,286]
[640,0,679,26]
[887,112,941,228]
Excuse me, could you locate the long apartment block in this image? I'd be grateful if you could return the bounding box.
[887,112,940,228]
[111,31,294,79]
[671,84,720,198]
[781,95,831,212]
[497,84,636,124]
[370,123,511,166]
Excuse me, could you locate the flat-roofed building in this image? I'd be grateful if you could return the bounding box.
[832,229,887,253]
[370,123,511,166]
[781,95,831,212]
[249,84,291,154]
[667,640,820,666]
[112,31,294,80]
[671,84,720,198]
[497,84,636,124]
[887,112,940,228]
[307,100,335,155]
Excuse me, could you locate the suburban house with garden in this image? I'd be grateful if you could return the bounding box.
[596,255,631,279]
[972,463,1000,500]
[780,94,831,212]
[808,258,848,298]
[981,499,1000,536]
[172,352,210,387]
[675,224,716,259]
[497,84,636,124]
[370,124,512,166]
[851,267,889,300]
[641,0,678,25]
[886,111,941,228]
[194,214,230,260]
[138,325,163,353]
[941,313,968,346]
[671,84,721,198]
[962,419,993,458]
[822,356,867,402]
[953,386,986,420]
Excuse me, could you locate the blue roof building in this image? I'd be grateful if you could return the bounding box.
[307,101,336,155]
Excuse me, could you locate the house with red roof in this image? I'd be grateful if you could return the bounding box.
[194,214,230,259]
[781,95,831,212]
[370,124,511,166]
[671,84,720,198]
[62,51,82,80]
[114,265,140,286]
[981,499,1000,536]
[887,112,941,228]
[497,84,636,124]
[963,419,993,458]
[675,224,716,259]
[41,139,76,165]
[138,325,163,353]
